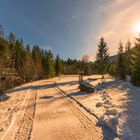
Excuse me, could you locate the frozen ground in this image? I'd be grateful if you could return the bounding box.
[56,75,140,140]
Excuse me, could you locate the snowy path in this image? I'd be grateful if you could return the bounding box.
[0,79,103,140]
[31,81,101,140]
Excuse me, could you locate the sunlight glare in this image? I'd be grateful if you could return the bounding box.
[134,21,140,33]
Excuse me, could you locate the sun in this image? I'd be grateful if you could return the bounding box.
[134,21,140,33]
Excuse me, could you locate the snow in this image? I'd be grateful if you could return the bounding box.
[0,88,27,139]
[0,78,102,140]
[31,81,101,140]
[1,75,140,139]
[56,75,140,139]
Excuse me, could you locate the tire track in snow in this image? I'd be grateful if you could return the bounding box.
[14,90,37,140]
[55,84,101,140]
[1,89,37,140]
[1,89,30,140]
[55,82,119,140]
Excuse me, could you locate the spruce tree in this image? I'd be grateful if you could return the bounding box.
[7,32,15,44]
[55,54,62,76]
[32,45,43,80]
[96,37,109,78]
[14,40,25,76]
[131,35,140,86]
[44,50,54,78]
[109,63,117,77]
[125,41,131,76]
[0,24,4,38]
[117,42,126,80]
[23,45,34,82]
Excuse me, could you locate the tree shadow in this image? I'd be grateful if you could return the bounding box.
[6,80,79,94]
[0,94,10,102]
[96,122,118,140]
[40,96,53,100]
[56,80,78,86]
[6,83,55,94]
[69,91,88,96]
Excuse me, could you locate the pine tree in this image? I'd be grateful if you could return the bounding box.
[117,42,126,80]
[0,24,4,38]
[96,37,109,78]
[13,40,25,76]
[23,45,34,82]
[109,63,117,77]
[7,32,15,44]
[55,54,62,76]
[125,41,131,76]
[131,35,140,86]
[44,50,54,78]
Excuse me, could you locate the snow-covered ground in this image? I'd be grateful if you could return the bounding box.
[1,75,140,140]
[56,75,140,139]
[0,78,102,140]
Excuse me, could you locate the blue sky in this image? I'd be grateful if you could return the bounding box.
[0,0,140,60]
